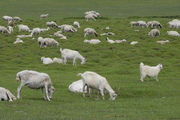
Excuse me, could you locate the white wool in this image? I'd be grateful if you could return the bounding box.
[0,87,16,102]
[2,16,12,21]
[156,40,169,45]
[14,38,24,44]
[54,31,67,39]
[40,14,49,19]
[130,41,138,45]
[52,57,63,64]
[13,16,22,22]
[18,24,30,32]
[16,34,32,38]
[73,21,80,28]
[41,57,53,64]
[106,37,115,44]
[68,79,87,93]
[46,21,58,28]
[84,28,98,37]
[148,29,160,37]
[167,31,180,37]
[84,39,101,44]
[59,24,77,33]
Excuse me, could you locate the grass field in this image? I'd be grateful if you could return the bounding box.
[0,0,180,120]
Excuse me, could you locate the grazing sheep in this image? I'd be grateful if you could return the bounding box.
[0,87,16,102]
[156,40,169,45]
[60,48,86,66]
[14,38,24,44]
[46,21,58,28]
[52,57,63,64]
[84,39,101,44]
[13,16,22,22]
[148,29,160,37]
[137,21,147,28]
[16,70,55,101]
[77,71,117,100]
[2,16,12,21]
[31,28,41,36]
[18,24,30,32]
[38,37,59,48]
[130,21,138,27]
[40,14,49,19]
[167,31,180,37]
[59,24,77,32]
[85,13,97,21]
[54,31,67,39]
[73,21,80,28]
[68,79,87,93]
[84,28,98,37]
[140,62,163,82]
[130,41,138,45]
[106,37,115,44]
[41,57,53,64]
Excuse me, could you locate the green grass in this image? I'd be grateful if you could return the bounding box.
[0,0,180,18]
[0,16,180,120]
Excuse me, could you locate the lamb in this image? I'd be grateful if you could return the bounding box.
[68,79,87,93]
[84,39,101,44]
[18,24,30,32]
[2,16,12,21]
[41,57,53,64]
[60,48,86,66]
[156,40,169,45]
[52,57,63,64]
[40,14,49,19]
[77,71,117,100]
[54,31,67,39]
[167,31,180,37]
[16,70,55,101]
[140,62,163,82]
[46,21,58,28]
[13,16,22,22]
[0,26,11,34]
[0,87,16,102]
[14,38,24,44]
[59,24,77,32]
[148,29,160,37]
[84,28,98,37]
[130,41,138,45]
[130,21,138,27]
[73,21,80,28]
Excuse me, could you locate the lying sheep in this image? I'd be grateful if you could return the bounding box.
[68,79,87,93]
[52,57,63,64]
[130,41,138,45]
[16,34,32,38]
[31,27,49,36]
[60,48,86,66]
[167,31,180,37]
[77,71,117,100]
[100,32,115,36]
[140,62,163,82]
[41,57,53,64]
[156,40,169,45]
[84,39,101,44]
[85,13,97,21]
[168,19,180,28]
[148,29,160,37]
[2,16,12,21]
[0,87,16,102]
[59,24,77,32]
[40,14,49,19]
[106,37,115,44]
[84,28,98,37]
[46,21,58,28]
[73,21,80,28]
[137,21,147,28]
[115,39,126,43]
[16,70,55,101]
[54,31,67,39]
[18,24,30,32]
[0,26,11,34]
[14,38,24,44]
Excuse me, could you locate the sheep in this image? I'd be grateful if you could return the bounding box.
[167,31,180,37]
[130,41,138,45]
[8,19,15,27]
[18,24,30,32]
[38,37,59,48]
[151,21,162,28]
[46,21,58,28]
[148,29,160,37]
[156,40,169,45]
[0,26,11,34]
[16,70,55,101]
[13,16,22,22]
[14,38,24,44]
[31,27,49,36]
[2,16,12,21]
[39,27,50,32]
[84,28,98,37]
[59,24,77,33]
[52,57,63,64]
[8,26,13,33]
[77,71,117,100]
[115,39,126,43]
[100,32,115,36]
[38,37,45,48]
[16,34,32,38]
[41,57,53,64]
[60,48,86,66]
[168,19,180,28]
[85,13,97,21]
[68,79,87,93]
[54,31,67,39]
[84,39,101,44]
[85,11,100,19]
[106,37,115,44]
[137,21,147,28]
[140,62,163,82]
[40,14,49,19]
[105,26,110,30]
[130,21,138,27]
[73,21,80,28]
[0,87,16,102]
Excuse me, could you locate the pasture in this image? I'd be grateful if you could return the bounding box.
[0,0,180,120]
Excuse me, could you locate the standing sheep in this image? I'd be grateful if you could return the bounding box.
[148,29,160,37]
[84,28,98,37]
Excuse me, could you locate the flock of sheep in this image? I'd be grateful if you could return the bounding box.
[1,10,179,102]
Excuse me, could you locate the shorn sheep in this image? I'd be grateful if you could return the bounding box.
[16,70,55,101]
[140,62,163,82]
[0,87,16,102]
[60,48,86,66]
[77,71,117,100]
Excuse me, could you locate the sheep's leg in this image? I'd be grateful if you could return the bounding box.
[140,74,145,82]
[155,76,159,82]
[96,90,100,100]
[42,88,46,100]
[6,92,13,102]
[73,58,76,66]
[17,84,24,99]
[82,84,86,97]
[64,57,67,64]
[87,86,91,97]
[100,89,104,100]
[45,85,50,101]
[84,33,87,37]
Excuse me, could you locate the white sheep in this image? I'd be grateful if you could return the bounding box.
[130,41,138,45]
[59,24,77,32]
[130,21,138,27]
[13,16,22,22]
[85,13,97,21]
[73,21,80,28]
[41,57,53,64]
[0,87,16,102]
[40,14,49,19]
[60,48,86,66]
[16,70,55,101]
[46,21,58,28]
[148,29,160,37]
[52,57,63,64]
[167,31,180,37]
[137,21,147,28]
[14,38,24,44]
[54,31,67,39]
[100,32,115,36]
[106,37,115,44]
[38,37,59,48]
[156,40,169,45]
[68,79,87,93]
[2,16,12,21]
[0,26,11,34]
[16,34,32,38]
[168,19,180,28]
[84,28,98,37]
[31,27,49,36]
[140,62,163,82]
[77,71,117,100]
[115,39,126,43]
[18,24,30,32]
[84,39,101,44]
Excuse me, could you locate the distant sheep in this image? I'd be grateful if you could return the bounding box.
[18,24,30,32]
[0,26,11,34]
[13,16,22,22]
[40,14,49,19]
[14,38,24,44]
[130,41,138,45]
[38,37,59,48]
[52,57,63,64]
[84,39,101,44]
[0,87,16,102]
[46,21,58,28]
[130,21,138,27]
[140,62,163,82]
[148,29,160,37]
[54,31,67,39]
[59,24,77,32]
[2,16,12,21]
[84,28,98,37]
[167,31,180,37]
[41,57,53,64]
[156,40,169,45]
[73,21,80,28]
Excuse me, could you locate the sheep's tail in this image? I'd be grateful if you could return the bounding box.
[140,62,144,72]
[77,73,82,77]
[60,48,63,52]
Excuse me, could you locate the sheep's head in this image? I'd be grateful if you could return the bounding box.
[48,86,55,99]
[41,57,45,61]
[81,58,86,65]
[110,92,117,101]
[158,64,163,70]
